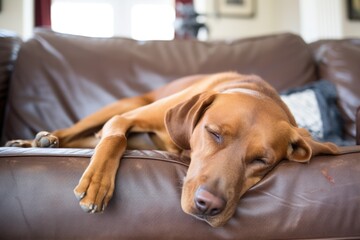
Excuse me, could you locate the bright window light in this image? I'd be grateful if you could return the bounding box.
[131,4,175,40]
[51,2,114,37]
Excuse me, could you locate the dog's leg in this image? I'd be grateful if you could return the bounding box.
[73,115,134,213]
[55,95,155,148]
[5,95,153,148]
[56,75,207,148]
[73,97,179,212]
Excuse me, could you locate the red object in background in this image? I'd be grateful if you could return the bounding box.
[175,0,193,4]
[35,0,51,27]
[175,0,193,17]
[174,0,208,39]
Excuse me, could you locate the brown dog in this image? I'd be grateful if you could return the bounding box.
[6,72,359,227]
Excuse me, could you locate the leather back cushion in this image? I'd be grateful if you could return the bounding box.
[314,40,360,139]
[2,29,316,142]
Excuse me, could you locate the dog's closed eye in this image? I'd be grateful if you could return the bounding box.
[205,126,223,144]
[250,158,268,165]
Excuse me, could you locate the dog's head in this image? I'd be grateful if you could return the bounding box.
[165,90,338,227]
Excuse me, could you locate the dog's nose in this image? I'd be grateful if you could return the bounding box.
[194,187,225,216]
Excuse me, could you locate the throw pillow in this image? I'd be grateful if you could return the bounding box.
[280,80,347,145]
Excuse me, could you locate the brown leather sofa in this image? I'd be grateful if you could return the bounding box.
[0,29,359,239]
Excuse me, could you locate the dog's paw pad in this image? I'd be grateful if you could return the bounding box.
[35,131,59,148]
[5,140,32,148]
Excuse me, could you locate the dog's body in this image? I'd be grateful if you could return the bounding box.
[6,72,359,227]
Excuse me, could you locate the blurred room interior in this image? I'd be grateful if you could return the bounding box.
[0,0,359,43]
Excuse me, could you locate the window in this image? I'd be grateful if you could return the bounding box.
[51,1,175,40]
[51,2,114,37]
[131,4,175,40]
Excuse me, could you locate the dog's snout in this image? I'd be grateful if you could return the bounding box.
[194,187,226,216]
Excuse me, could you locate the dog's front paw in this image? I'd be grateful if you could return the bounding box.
[73,166,115,213]
[74,136,124,213]
[34,131,59,148]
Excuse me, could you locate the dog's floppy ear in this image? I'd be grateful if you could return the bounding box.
[287,127,338,162]
[165,92,216,150]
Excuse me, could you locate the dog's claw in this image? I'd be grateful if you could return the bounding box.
[80,203,97,213]
[80,203,92,213]
[90,205,98,213]
[89,204,95,211]
[74,191,86,200]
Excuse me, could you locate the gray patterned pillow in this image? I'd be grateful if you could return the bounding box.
[281,89,323,139]
[280,80,347,145]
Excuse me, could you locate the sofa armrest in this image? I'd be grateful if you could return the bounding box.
[357,107,360,145]
[0,30,22,137]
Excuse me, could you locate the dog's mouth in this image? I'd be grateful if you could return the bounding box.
[192,212,209,222]
[190,210,218,226]
[188,207,234,227]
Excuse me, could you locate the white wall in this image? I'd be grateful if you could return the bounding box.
[298,0,360,41]
[272,0,300,35]
[300,0,344,42]
[342,0,360,38]
[201,0,360,42]
[202,0,277,39]
[344,19,360,38]
[0,0,34,39]
[200,0,301,40]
